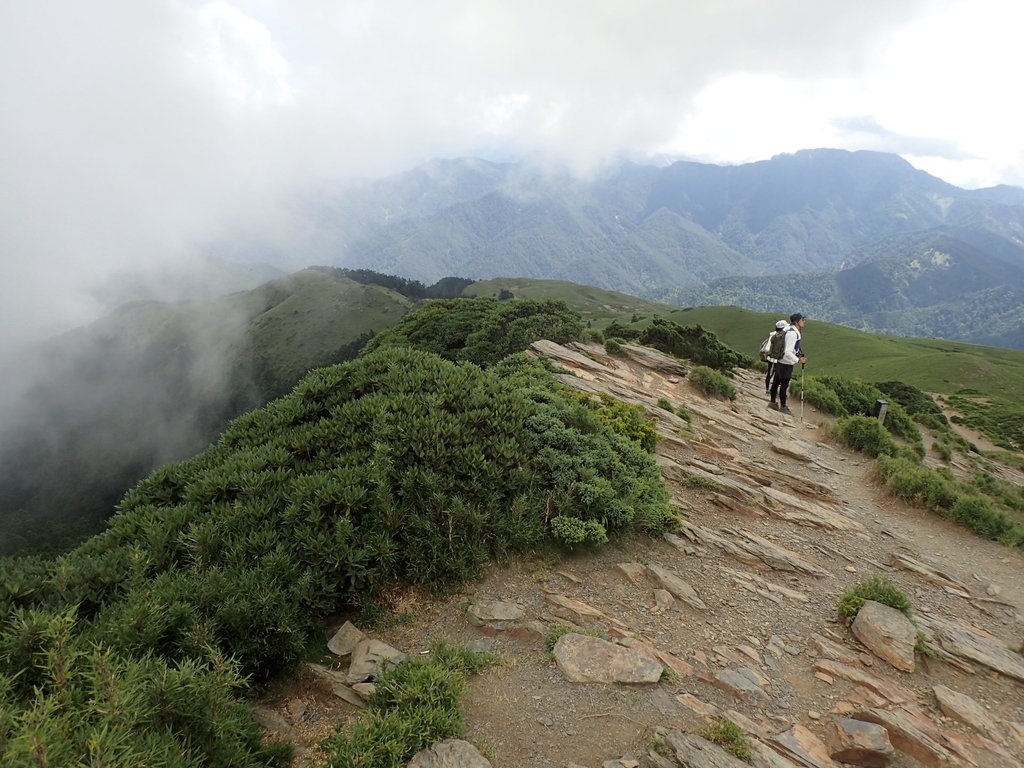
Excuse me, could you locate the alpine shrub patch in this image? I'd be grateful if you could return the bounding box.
[604,337,627,356]
[803,376,920,443]
[799,379,845,416]
[832,415,898,457]
[876,381,947,426]
[322,641,495,768]
[365,297,583,366]
[638,318,747,372]
[688,366,737,401]
[0,346,676,765]
[875,455,1024,550]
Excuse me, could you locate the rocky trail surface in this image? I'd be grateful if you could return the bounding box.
[258,341,1024,768]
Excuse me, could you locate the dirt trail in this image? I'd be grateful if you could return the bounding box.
[264,342,1024,767]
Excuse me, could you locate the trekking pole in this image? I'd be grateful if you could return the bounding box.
[800,362,805,423]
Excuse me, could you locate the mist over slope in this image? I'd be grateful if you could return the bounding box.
[0,269,418,555]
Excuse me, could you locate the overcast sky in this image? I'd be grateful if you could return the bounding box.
[3,0,1023,345]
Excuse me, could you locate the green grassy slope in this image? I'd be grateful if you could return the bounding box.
[667,306,1024,400]
[464,278,1024,399]
[465,278,671,327]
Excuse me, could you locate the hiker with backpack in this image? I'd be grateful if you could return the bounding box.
[759,320,788,394]
[768,313,807,415]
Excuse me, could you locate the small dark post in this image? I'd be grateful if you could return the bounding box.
[873,399,889,424]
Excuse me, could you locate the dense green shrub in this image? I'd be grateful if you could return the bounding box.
[948,495,1015,540]
[637,318,747,372]
[601,321,642,342]
[565,391,659,453]
[875,456,1024,549]
[971,470,1024,512]
[688,366,737,401]
[837,576,913,623]
[365,297,583,366]
[876,381,947,425]
[876,455,958,512]
[3,346,673,669]
[604,337,627,356]
[811,376,919,443]
[832,416,898,457]
[0,607,289,767]
[947,393,1024,451]
[799,379,846,416]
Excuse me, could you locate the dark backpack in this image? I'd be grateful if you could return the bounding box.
[767,330,787,361]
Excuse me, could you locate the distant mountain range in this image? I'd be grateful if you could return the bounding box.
[283,149,1024,348]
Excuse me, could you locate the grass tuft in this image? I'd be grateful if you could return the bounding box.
[837,576,913,623]
[698,719,753,763]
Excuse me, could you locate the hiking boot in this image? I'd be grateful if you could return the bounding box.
[780,405,793,414]
[768,401,779,410]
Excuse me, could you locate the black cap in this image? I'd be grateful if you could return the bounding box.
[789,312,804,324]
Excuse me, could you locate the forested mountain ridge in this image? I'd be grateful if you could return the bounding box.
[279,149,1024,347]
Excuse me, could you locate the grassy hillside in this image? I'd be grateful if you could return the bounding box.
[465,278,1024,400]
[666,306,1024,400]
[465,278,672,327]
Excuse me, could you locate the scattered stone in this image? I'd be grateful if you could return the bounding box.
[737,644,762,665]
[770,724,840,768]
[601,757,640,768]
[720,566,809,603]
[619,637,695,677]
[407,739,492,768]
[810,633,863,665]
[327,621,365,658]
[614,562,648,586]
[811,660,913,705]
[553,633,663,684]
[676,693,721,717]
[845,566,858,573]
[851,600,917,673]
[654,728,753,767]
[537,715,554,727]
[557,570,582,584]
[889,552,970,592]
[705,667,770,702]
[251,705,298,740]
[932,685,1003,742]
[285,698,307,720]
[467,598,526,628]
[663,531,698,556]
[350,682,375,700]
[328,681,368,709]
[545,593,611,625]
[985,583,1000,597]
[829,717,894,768]
[926,617,1024,682]
[653,588,676,613]
[646,564,708,610]
[852,707,961,767]
[762,485,866,532]
[346,638,406,685]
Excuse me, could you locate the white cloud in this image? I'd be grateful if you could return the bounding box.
[2,0,1021,352]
